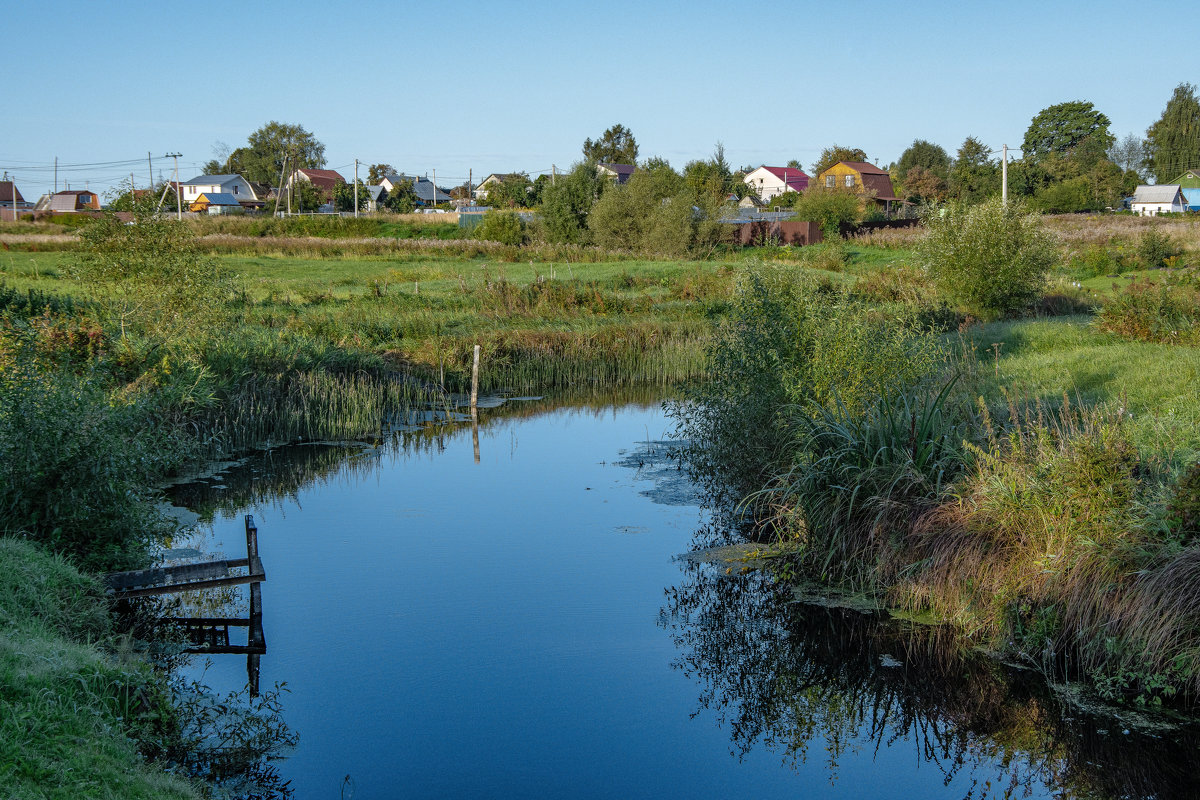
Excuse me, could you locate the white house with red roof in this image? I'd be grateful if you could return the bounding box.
[743,166,810,203]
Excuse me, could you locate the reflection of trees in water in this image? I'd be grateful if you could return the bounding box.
[662,543,1200,799]
[168,388,672,518]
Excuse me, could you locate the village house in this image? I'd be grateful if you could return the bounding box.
[34,189,101,212]
[363,185,387,213]
[597,163,636,184]
[187,193,245,215]
[0,180,34,221]
[742,166,810,203]
[177,174,261,208]
[1169,170,1200,212]
[380,173,451,207]
[286,168,347,202]
[1131,184,1188,216]
[816,161,900,215]
[472,173,522,202]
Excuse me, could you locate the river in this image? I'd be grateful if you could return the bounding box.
[164,398,1200,799]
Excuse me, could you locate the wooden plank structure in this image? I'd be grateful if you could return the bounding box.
[105,515,267,694]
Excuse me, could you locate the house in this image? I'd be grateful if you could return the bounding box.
[743,166,810,202]
[178,175,262,209]
[287,168,346,201]
[363,185,387,213]
[1131,185,1188,216]
[597,163,636,184]
[379,173,452,207]
[188,193,245,215]
[0,180,33,220]
[473,173,521,201]
[1169,170,1200,211]
[36,190,101,212]
[816,161,900,214]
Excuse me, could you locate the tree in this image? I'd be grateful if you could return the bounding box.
[367,163,395,185]
[287,179,324,213]
[540,161,605,244]
[588,162,685,251]
[1145,83,1200,183]
[333,180,370,212]
[1022,101,1114,163]
[811,145,869,179]
[901,166,949,204]
[385,179,417,213]
[948,137,999,203]
[786,158,803,170]
[221,121,327,184]
[894,139,951,183]
[66,210,227,349]
[583,124,639,165]
[1108,133,1148,177]
[482,173,535,209]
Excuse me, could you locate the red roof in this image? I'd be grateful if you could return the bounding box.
[296,169,346,197]
[761,166,810,193]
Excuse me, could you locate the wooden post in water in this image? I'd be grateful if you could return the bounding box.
[470,344,481,410]
[471,344,481,464]
[245,515,264,697]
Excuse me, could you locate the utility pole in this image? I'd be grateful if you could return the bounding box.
[274,152,289,217]
[552,164,557,186]
[54,156,57,193]
[1001,144,1009,207]
[354,158,359,218]
[147,152,153,193]
[130,173,135,205]
[468,168,472,203]
[432,169,437,206]
[164,152,182,221]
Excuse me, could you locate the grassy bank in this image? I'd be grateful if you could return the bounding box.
[0,539,198,799]
[673,205,1200,709]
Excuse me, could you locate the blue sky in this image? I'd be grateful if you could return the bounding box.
[2,0,1192,199]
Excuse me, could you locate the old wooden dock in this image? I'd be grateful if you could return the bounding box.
[105,514,267,694]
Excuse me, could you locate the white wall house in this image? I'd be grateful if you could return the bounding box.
[1131,185,1187,216]
[743,166,810,203]
[178,174,258,205]
[473,173,507,201]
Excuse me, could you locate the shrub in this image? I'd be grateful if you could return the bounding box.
[1136,224,1180,269]
[1097,273,1200,344]
[792,185,863,239]
[475,211,526,246]
[671,265,943,500]
[918,197,1056,319]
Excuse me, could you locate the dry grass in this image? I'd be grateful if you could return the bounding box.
[846,225,927,249]
[1044,213,1200,254]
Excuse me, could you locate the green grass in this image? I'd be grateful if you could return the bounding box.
[0,538,199,799]
[964,316,1200,457]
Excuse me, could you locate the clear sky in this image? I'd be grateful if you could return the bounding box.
[2,0,1193,200]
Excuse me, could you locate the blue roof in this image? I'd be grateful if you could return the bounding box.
[196,192,242,205]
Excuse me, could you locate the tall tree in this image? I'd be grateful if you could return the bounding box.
[1145,83,1200,183]
[367,163,396,184]
[894,139,951,183]
[949,137,1000,203]
[1108,133,1148,177]
[811,145,869,179]
[1021,101,1114,163]
[231,121,327,184]
[540,161,605,244]
[583,124,639,165]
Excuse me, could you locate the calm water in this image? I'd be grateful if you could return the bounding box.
[166,400,1200,799]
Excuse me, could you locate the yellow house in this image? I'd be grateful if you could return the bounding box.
[816,161,899,215]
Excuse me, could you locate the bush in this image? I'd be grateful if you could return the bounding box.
[1097,272,1200,344]
[1136,224,1180,269]
[475,211,526,246]
[0,354,188,570]
[671,265,943,499]
[792,185,863,239]
[918,197,1056,319]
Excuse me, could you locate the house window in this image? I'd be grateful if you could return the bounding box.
[233,186,239,194]
[844,175,854,188]
[825,175,835,188]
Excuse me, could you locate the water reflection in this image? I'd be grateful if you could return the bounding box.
[662,542,1200,799]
